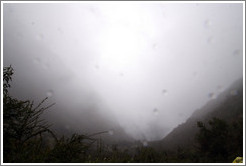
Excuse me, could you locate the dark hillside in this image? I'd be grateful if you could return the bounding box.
[151,78,243,151]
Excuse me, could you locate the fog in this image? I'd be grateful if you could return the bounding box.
[3,2,243,141]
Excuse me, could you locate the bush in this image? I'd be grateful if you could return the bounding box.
[3,66,97,162]
[3,66,57,162]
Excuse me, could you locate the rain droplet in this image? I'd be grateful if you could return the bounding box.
[230,90,238,96]
[40,61,49,69]
[108,130,114,136]
[162,89,168,95]
[119,72,124,77]
[204,19,211,28]
[217,85,224,92]
[208,92,216,99]
[152,43,158,49]
[46,90,53,97]
[207,36,214,43]
[57,27,63,34]
[17,32,23,38]
[233,49,240,56]
[31,21,35,25]
[162,11,166,18]
[36,33,44,40]
[193,72,197,77]
[94,64,99,69]
[153,108,159,115]
[33,57,41,64]
[142,141,148,147]
[89,6,95,13]
[178,113,184,117]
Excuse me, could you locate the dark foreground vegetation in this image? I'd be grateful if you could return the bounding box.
[3,66,243,163]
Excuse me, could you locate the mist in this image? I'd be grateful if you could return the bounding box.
[3,2,243,141]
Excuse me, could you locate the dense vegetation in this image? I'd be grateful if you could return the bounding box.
[3,66,243,163]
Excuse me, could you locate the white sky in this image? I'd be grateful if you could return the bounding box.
[2,2,244,141]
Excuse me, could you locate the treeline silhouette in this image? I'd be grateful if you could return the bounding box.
[3,66,243,163]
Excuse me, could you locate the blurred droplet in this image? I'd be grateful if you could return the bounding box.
[204,19,211,28]
[217,85,224,92]
[119,72,124,77]
[46,90,53,97]
[95,64,99,69]
[42,63,49,70]
[178,113,184,117]
[230,90,238,96]
[193,72,197,77]
[31,21,35,25]
[142,141,148,147]
[57,27,63,34]
[207,36,214,43]
[153,108,159,116]
[89,6,96,13]
[108,130,114,135]
[152,43,157,49]
[33,57,40,64]
[233,49,240,56]
[36,33,44,40]
[208,93,216,99]
[162,89,168,95]
[17,32,23,38]
[162,11,166,18]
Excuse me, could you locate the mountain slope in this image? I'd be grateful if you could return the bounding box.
[151,77,243,150]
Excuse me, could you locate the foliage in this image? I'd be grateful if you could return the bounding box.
[46,133,96,162]
[3,66,96,163]
[3,66,56,162]
[196,117,243,162]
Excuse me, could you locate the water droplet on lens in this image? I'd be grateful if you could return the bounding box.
[142,141,148,147]
[57,27,63,34]
[162,89,168,95]
[152,43,157,49]
[217,85,224,92]
[204,19,211,28]
[33,57,40,64]
[108,130,114,135]
[207,36,213,43]
[153,108,159,115]
[94,64,99,69]
[46,90,53,97]
[233,49,240,56]
[36,33,44,40]
[41,62,49,70]
[230,90,238,96]
[89,6,95,13]
[17,32,23,38]
[31,21,35,25]
[178,113,184,117]
[119,72,124,77]
[208,93,216,99]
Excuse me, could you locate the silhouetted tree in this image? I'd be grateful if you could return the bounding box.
[196,118,230,162]
[3,66,56,162]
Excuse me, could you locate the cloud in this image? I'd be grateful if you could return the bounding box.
[3,2,243,141]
